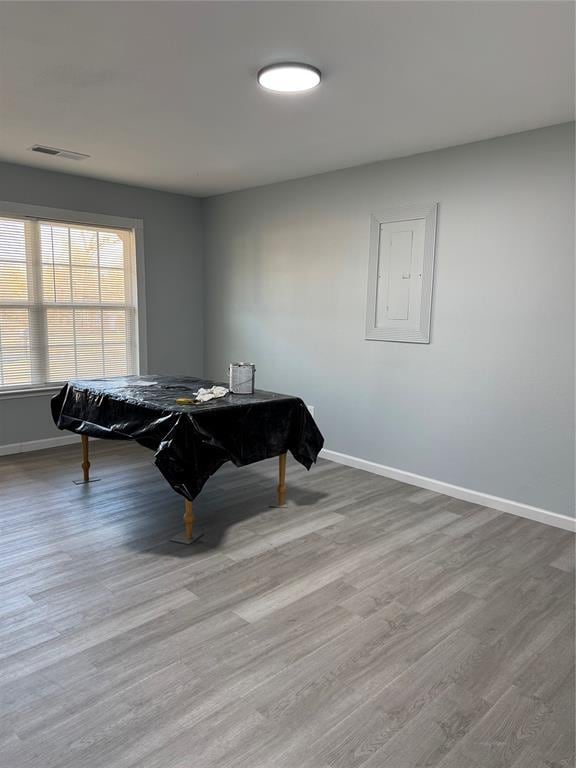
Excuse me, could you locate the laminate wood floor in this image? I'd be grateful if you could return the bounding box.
[0,440,574,768]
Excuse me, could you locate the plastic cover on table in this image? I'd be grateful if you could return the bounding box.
[51,375,324,501]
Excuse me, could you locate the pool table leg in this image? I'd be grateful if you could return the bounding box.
[73,435,100,485]
[277,452,287,507]
[81,434,90,482]
[183,499,195,540]
[170,499,198,544]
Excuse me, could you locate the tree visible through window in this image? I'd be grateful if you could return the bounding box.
[0,215,138,389]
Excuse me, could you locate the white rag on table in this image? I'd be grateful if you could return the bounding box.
[194,386,229,402]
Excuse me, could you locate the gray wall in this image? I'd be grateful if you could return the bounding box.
[0,161,203,446]
[203,124,575,516]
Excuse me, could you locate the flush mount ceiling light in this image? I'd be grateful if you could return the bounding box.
[257,62,321,93]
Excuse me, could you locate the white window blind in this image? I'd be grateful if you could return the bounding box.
[0,215,138,390]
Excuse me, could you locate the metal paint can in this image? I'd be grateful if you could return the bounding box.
[229,362,256,394]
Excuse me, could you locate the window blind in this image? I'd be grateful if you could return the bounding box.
[0,215,138,390]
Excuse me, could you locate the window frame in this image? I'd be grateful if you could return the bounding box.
[0,201,147,398]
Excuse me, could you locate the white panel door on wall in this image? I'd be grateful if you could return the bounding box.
[366,203,437,343]
[375,219,425,327]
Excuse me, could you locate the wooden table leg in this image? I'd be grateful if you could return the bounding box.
[81,434,90,482]
[277,452,287,506]
[73,434,100,485]
[171,498,198,544]
[184,499,195,540]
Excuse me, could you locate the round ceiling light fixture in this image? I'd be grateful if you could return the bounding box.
[257,62,321,93]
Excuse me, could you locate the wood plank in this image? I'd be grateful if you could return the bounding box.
[0,443,573,768]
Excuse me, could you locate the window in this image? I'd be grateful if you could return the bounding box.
[0,212,139,391]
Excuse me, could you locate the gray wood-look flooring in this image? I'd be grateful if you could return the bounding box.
[0,440,574,768]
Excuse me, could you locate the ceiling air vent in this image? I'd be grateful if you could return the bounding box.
[29,145,90,161]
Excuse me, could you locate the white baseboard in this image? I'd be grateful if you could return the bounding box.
[0,434,79,457]
[320,449,575,533]
[1,437,573,532]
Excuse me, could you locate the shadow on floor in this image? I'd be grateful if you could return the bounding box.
[125,483,329,556]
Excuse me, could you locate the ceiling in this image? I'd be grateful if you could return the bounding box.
[0,1,573,197]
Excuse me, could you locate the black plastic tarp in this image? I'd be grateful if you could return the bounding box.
[51,375,324,501]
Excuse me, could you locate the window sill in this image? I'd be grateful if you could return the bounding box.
[0,385,62,401]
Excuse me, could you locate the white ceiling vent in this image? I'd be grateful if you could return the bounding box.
[29,145,90,161]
